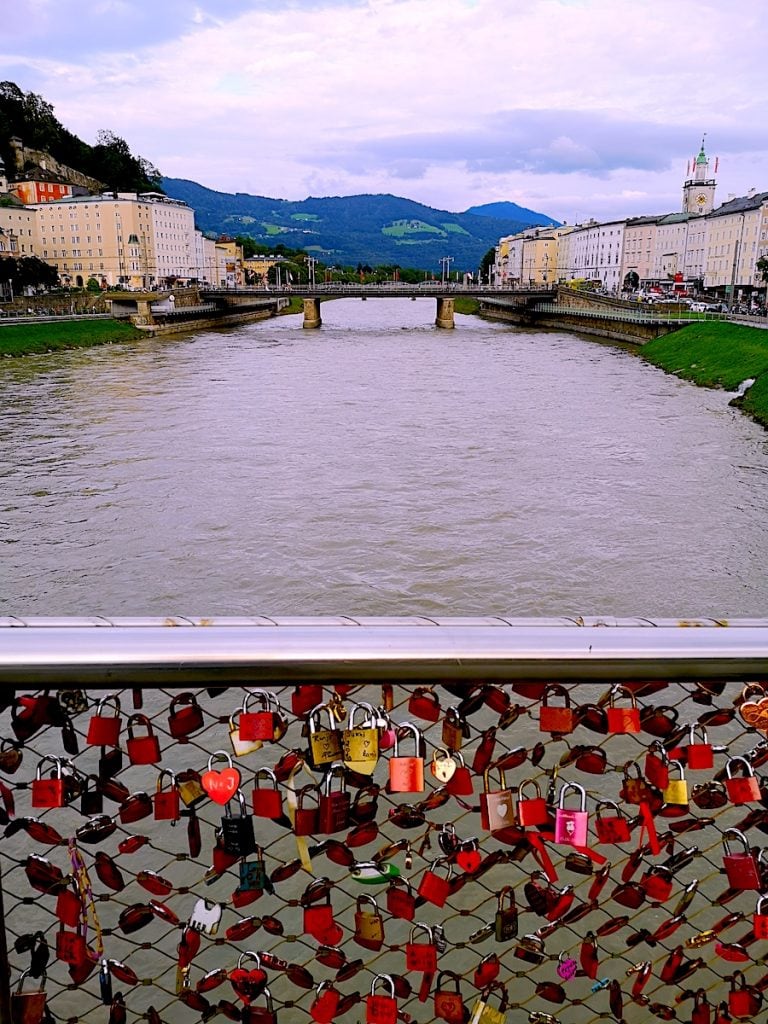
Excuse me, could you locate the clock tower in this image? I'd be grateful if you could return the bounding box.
[682,137,716,215]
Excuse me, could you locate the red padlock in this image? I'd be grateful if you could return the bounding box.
[722,829,761,890]
[367,975,397,1024]
[55,923,87,967]
[473,953,500,988]
[11,969,47,1024]
[239,690,276,742]
[754,894,768,939]
[539,683,575,734]
[641,864,674,901]
[31,756,65,808]
[302,878,340,943]
[434,972,464,1024]
[728,970,762,1017]
[318,764,350,834]
[252,767,282,819]
[56,886,82,927]
[294,784,320,836]
[389,722,424,793]
[311,982,340,1024]
[405,923,437,972]
[86,695,122,747]
[471,727,497,775]
[154,769,180,821]
[606,684,641,733]
[126,714,161,765]
[167,692,204,739]
[687,723,714,769]
[444,751,474,796]
[417,859,454,908]
[594,799,631,843]
[644,740,670,790]
[691,990,711,1024]
[292,684,323,717]
[516,778,548,827]
[408,687,441,723]
[386,878,416,920]
[725,756,762,804]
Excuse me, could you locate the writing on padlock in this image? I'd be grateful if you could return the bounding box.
[342,703,380,775]
[354,893,385,951]
[367,974,397,1024]
[307,703,343,770]
[202,750,241,805]
[318,764,349,834]
[554,782,588,846]
[405,922,438,973]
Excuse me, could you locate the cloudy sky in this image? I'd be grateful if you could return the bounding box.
[2,0,767,223]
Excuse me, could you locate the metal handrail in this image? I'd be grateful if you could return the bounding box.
[1,617,766,684]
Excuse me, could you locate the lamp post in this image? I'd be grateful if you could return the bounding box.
[440,256,454,284]
[307,256,317,288]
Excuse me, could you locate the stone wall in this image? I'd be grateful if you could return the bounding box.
[8,137,103,193]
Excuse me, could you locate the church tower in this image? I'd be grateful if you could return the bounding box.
[682,138,717,215]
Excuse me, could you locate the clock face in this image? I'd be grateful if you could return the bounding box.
[696,194,708,206]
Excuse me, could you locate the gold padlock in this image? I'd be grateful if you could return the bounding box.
[470,983,508,1024]
[354,893,385,950]
[663,760,689,805]
[308,703,343,769]
[342,703,379,775]
[176,769,206,808]
[431,748,457,782]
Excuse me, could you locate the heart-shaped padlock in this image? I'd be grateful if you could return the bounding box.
[202,751,241,805]
[557,953,577,981]
[431,748,457,783]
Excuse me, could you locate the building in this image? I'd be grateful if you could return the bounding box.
[682,140,717,216]
[9,169,85,205]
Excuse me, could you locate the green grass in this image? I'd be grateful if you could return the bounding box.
[290,213,320,222]
[642,322,768,428]
[0,319,143,357]
[382,220,444,238]
[454,297,479,315]
[441,223,470,235]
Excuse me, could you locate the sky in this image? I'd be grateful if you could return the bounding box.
[2,0,767,224]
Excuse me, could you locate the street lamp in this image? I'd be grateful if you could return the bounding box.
[439,256,454,284]
[307,256,317,287]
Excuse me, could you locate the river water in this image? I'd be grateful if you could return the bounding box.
[1,298,767,617]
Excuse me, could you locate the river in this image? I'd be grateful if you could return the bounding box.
[1,298,767,617]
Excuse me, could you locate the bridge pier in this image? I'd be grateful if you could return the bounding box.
[435,297,455,329]
[303,297,322,329]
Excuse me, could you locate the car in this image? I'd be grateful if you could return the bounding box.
[689,302,707,312]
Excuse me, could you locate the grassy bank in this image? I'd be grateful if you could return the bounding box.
[0,319,143,357]
[641,322,768,429]
[454,296,480,315]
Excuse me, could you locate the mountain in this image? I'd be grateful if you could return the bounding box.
[465,201,560,227]
[162,177,557,270]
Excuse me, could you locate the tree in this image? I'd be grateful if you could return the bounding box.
[757,256,768,284]
[479,247,495,284]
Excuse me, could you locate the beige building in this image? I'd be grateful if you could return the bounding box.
[30,191,196,290]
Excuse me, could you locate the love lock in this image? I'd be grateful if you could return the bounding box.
[188,898,222,936]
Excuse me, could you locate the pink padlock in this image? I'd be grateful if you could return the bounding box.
[554,782,588,846]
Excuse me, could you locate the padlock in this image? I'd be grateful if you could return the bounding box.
[98,745,123,779]
[367,974,397,1024]
[473,954,500,988]
[252,767,282,820]
[405,922,438,972]
[80,773,104,816]
[246,986,277,1024]
[302,878,339,942]
[56,923,87,967]
[472,727,497,775]
[409,687,441,722]
[469,982,508,1024]
[188,898,222,935]
[725,756,762,804]
[389,722,425,793]
[175,768,206,808]
[515,778,548,826]
[431,748,458,783]
[56,885,82,927]
[728,970,762,1017]
[11,969,47,1024]
[86,695,122,746]
[342,703,380,775]
[292,684,323,717]
[354,893,385,951]
[221,790,256,856]
[126,713,161,765]
[311,982,340,1024]
[99,958,113,1005]
[663,760,689,805]
[494,886,518,941]
[442,706,469,749]
[722,828,761,890]
[621,759,653,804]
[480,767,515,832]
[417,858,454,908]
[539,683,575,733]
[691,989,711,1024]
[294,784,321,836]
[203,750,241,804]
[239,690,276,742]
[445,750,474,795]
[318,764,350,833]
[434,971,464,1024]
[555,782,588,846]
[594,799,631,843]
[386,876,416,920]
[228,708,262,757]
[167,692,204,739]
[687,723,714,769]
[238,847,269,893]
[307,704,343,769]
[641,864,674,901]
[513,933,546,965]
[229,950,266,1005]
[154,769,181,821]
[644,740,670,790]
[118,789,152,824]
[606,685,641,733]
[754,894,768,939]
[349,782,380,824]
[31,756,65,808]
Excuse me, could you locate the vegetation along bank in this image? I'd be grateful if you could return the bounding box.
[0,319,142,357]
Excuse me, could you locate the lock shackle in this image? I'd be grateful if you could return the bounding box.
[126,712,153,735]
[322,763,346,793]
[16,968,47,992]
[557,781,586,809]
[236,950,262,969]
[427,858,454,880]
[409,922,433,942]
[756,894,768,915]
[302,876,332,906]
[242,689,271,712]
[482,765,507,791]
[595,798,625,817]
[648,739,669,761]
[393,721,423,757]
[667,760,685,780]
[517,777,541,800]
[436,970,461,992]
[94,694,121,715]
[726,755,755,779]
[542,683,570,706]
[356,892,379,911]
[497,885,515,910]
[349,701,376,727]
[480,982,509,1011]
[608,684,637,708]
[722,828,750,855]
[207,749,234,772]
[255,766,278,787]
[156,768,177,790]
[370,974,395,998]
[224,788,248,817]
[309,703,338,732]
[35,754,63,779]
[296,783,320,808]
[688,723,709,743]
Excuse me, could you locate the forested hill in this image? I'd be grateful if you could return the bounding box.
[162,178,557,271]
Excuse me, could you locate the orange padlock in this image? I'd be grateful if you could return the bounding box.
[389,722,424,793]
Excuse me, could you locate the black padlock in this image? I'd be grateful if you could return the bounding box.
[239,847,273,893]
[99,959,113,1005]
[221,789,256,857]
[81,774,104,816]
[494,886,518,941]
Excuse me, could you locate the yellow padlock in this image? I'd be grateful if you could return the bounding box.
[663,760,689,805]
[342,703,379,775]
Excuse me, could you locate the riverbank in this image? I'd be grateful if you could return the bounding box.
[0,319,143,357]
[641,322,768,429]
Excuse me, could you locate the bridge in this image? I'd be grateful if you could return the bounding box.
[201,283,555,329]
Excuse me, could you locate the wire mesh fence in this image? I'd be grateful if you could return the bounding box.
[2,681,768,1024]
